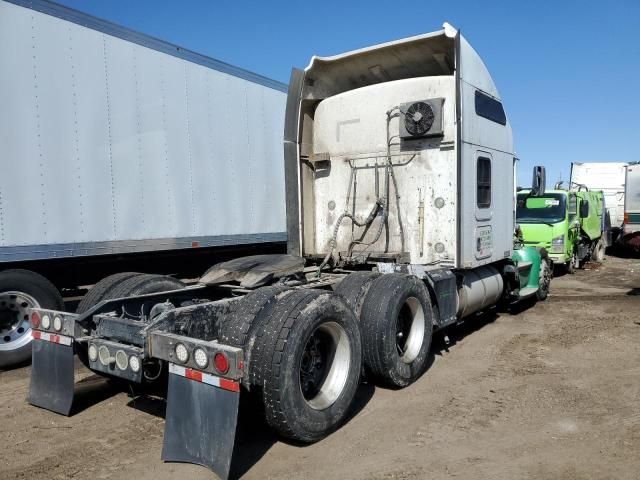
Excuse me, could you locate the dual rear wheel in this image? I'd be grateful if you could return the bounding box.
[336,273,433,388]
[227,272,433,444]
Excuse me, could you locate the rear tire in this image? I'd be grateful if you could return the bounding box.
[219,286,287,348]
[334,272,380,320]
[218,286,287,383]
[360,274,433,388]
[0,270,64,368]
[106,274,185,300]
[253,290,362,443]
[76,272,142,313]
[536,259,552,301]
[565,254,577,274]
[593,239,606,262]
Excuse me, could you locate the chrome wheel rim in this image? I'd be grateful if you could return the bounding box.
[299,321,351,410]
[396,296,425,363]
[0,291,39,352]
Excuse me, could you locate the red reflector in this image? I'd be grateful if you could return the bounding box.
[30,311,40,328]
[32,330,41,340]
[185,368,203,382]
[624,212,629,224]
[220,378,240,392]
[214,352,229,374]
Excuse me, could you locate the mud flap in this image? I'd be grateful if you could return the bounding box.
[162,363,240,480]
[28,336,75,415]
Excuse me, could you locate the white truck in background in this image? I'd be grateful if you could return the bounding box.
[622,163,640,252]
[570,162,627,245]
[0,0,287,367]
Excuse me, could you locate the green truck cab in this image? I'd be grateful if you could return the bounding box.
[516,188,606,272]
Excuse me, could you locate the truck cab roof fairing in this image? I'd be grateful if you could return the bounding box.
[300,22,501,102]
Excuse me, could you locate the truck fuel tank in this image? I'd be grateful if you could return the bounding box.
[456,266,504,318]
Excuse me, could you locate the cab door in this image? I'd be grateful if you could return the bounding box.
[567,193,579,256]
[474,152,493,260]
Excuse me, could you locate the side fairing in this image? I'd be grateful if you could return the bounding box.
[457,37,515,268]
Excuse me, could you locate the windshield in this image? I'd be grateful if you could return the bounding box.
[516,193,566,224]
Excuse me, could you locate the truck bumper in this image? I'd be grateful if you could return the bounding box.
[548,253,568,264]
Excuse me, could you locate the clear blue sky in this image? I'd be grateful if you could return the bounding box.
[56,0,640,186]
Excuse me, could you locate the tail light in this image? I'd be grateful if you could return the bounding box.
[624,212,629,224]
[213,352,229,374]
[30,311,40,328]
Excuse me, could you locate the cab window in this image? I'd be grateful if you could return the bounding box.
[477,157,491,208]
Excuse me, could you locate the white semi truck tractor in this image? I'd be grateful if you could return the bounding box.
[27,24,551,479]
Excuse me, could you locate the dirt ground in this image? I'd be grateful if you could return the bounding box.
[1,256,639,480]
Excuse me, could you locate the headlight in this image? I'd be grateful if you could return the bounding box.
[551,235,564,253]
[53,315,63,332]
[129,355,141,373]
[174,343,189,363]
[88,343,98,362]
[115,350,128,370]
[193,348,208,369]
[41,314,51,330]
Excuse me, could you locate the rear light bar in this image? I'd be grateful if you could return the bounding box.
[149,332,244,381]
[30,308,77,337]
[87,338,143,383]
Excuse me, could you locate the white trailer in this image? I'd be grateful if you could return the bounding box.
[28,23,550,479]
[570,162,628,243]
[621,163,640,251]
[0,0,287,366]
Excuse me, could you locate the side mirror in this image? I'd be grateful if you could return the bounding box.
[531,166,546,197]
[579,200,589,218]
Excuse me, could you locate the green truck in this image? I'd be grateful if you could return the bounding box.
[516,188,606,273]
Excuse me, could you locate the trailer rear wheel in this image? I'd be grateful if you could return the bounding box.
[360,274,433,388]
[254,290,362,443]
[0,270,64,368]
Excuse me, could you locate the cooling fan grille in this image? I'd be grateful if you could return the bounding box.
[404,102,435,136]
